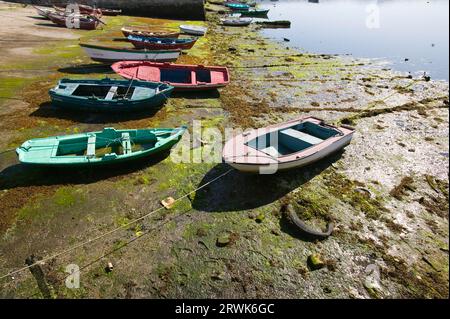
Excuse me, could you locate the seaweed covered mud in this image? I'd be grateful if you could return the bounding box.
[0,1,448,298]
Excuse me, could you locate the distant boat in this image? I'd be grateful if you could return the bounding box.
[237,8,270,17]
[222,117,355,173]
[100,8,122,16]
[179,25,207,36]
[79,43,181,63]
[121,26,180,38]
[127,35,198,50]
[225,3,250,11]
[16,127,187,168]
[48,12,100,30]
[221,17,253,26]
[54,4,102,17]
[112,61,230,91]
[49,78,174,113]
[33,6,56,19]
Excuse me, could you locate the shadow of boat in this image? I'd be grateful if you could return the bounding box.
[30,101,167,124]
[192,151,344,213]
[0,150,171,190]
[58,64,114,75]
[34,23,62,28]
[28,16,49,20]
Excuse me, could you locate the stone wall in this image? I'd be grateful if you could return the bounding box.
[5,0,205,20]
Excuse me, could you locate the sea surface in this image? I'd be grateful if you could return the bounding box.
[256,0,449,80]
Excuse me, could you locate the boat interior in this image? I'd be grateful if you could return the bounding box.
[160,68,213,84]
[246,121,340,158]
[71,85,136,100]
[54,129,168,158]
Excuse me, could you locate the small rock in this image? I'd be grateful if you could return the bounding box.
[271,229,281,236]
[211,271,225,281]
[196,227,207,237]
[307,253,325,271]
[248,212,257,219]
[105,262,114,273]
[255,213,265,223]
[216,232,240,247]
[323,286,332,294]
[161,197,175,209]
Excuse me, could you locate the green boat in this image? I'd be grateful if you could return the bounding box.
[236,8,270,16]
[16,127,186,167]
[49,78,174,113]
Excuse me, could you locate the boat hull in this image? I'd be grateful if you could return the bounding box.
[121,27,180,39]
[49,78,173,113]
[16,127,186,168]
[222,117,355,174]
[225,134,353,173]
[112,61,230,91]
[80,44,181,63]
[179,25,207,36]
[128,37,197,50]
[48,13,99,30]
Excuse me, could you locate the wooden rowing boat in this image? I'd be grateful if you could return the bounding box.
[112,61,230,91]
[222,117,355,173]
[128,35,198,50]
[225,3,250,11]
[49,78,174,113]
[54,5,102,17]
[34,6,56,19]
[100,8,122,16]
[121,26,180,38]
[79,43,181,63]
[221,17,253,26]
[236,8,270,16]
[48,12,99,30]
[179,25,207,36]
[16,127,187,168]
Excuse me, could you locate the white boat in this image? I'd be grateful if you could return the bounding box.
[222,117,355,174]
[221,17,253,26]
[79,43,181,63]
[179,24,207,36]
[34,6,56,19]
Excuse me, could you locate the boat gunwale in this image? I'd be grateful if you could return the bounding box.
[223,117,355,165]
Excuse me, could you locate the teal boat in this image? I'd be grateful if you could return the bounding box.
[49,78,174,113]
[226,3,250,11]
[16,127,186,167]
[236,8,269,16]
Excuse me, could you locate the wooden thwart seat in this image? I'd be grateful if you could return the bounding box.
[121,133,132,155]
[281,128,324,145]
[86,135,96,157]
[105,86,118,100]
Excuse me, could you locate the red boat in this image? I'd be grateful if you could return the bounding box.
[112,61,230,91]
[54,5,102,17]
[128,35,198,50]
[48,12,99,30]
[121,26,180,39]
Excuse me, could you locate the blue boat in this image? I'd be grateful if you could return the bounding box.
[49,78,174,113]
[127,35,198,50]
[226,3,250,11]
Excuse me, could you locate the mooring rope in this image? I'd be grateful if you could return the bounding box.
[0,168,232,281]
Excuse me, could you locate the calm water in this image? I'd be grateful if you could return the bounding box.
[257,0,449,80]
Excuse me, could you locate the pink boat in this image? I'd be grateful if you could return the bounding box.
[222,117,355,173]
[111,61,230,91]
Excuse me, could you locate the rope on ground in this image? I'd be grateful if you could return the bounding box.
[0,168,233,281]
